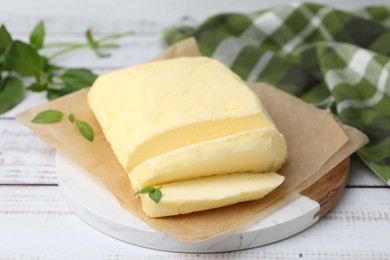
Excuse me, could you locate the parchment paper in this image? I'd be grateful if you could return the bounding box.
[16,38,368,242]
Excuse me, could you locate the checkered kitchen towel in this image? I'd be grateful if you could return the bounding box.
[163,2,390,185]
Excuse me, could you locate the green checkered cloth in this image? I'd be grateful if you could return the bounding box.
[163,2,390,185]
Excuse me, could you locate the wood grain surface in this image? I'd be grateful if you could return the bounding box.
[302,158,350,218]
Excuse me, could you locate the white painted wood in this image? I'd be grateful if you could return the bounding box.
[0,186,388,258]
[0,119,57,184]
[1,1,389,257]
[56,151,320,252]
[348,155,387,187]
[0,119,384,186]
[0,186,166,258]
[1,0,390,27]
[1,92,50,118]
[8,33,164,69]
[1,0,389,41]
[42,34,163,69]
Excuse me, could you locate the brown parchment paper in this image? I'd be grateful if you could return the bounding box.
[16,38,368,242]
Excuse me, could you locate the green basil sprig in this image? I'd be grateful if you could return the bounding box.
[0,21,134,114]
[134,186,163,204]
[31,109,94,142]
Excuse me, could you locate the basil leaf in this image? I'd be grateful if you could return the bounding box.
[46,90,61,100]
[31,109,64,124]
[76,120,94,141]
[28,82,47,92]
[47,83,66,91]
[4,40,44,77]
[85,29,98,49]
[0,25,12,71]
[134,186,162,204]
[149,188,162,204]
[85,29,110,57]
[93,49,110,58]
[68,113,75,123]
[30,21,45,50]
[0,77,25,114]
[134,186,155,196]
[45,63,63,73]
[0,76,4,92]
[60,68,97,90]
[48,68,96,99]
[0,25,12,55]
[0,57,4,71]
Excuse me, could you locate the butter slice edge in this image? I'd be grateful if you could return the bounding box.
[139,172,284,218]
[129,127,287,191]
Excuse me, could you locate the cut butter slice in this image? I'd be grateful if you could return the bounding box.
[88,57,277,172]
[139,172,285,218]
[129,128,286,191]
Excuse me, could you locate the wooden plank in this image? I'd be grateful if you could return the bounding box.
[301,158,349,218]
[1,0,390,33]
[348,155,386,186]
[0,12,170,35]
[0,34,163,118]
[0,69,115,118]
[0,186,157,258]
[4,33,163,70]
[0,119,57,184]
[0,186,389,258]
[0,0,388,258]
[0,119,385,186]
[43,35,163,70]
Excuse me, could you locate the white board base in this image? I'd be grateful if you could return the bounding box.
[56,151,319,253]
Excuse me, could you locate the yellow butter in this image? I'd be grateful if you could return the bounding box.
[88,57,276,172]
[89,56,288,218]
[129,128,286,191]
[139,172,285,218]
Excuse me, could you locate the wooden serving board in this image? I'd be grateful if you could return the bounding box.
[56,152,349,253]
[301,158,350,219]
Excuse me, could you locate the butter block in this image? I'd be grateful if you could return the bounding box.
[139,172,285,218]
[129,128,286,191]
[88,57,277,172]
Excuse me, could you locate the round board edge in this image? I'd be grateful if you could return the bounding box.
[56,151,350,252]
[301,157,350,218]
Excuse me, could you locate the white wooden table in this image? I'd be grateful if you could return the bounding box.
[1,0,389,258]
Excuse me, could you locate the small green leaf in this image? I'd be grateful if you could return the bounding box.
[85,29,98,49]
[0,77,25,114]
[134,186,155,196]
[0,58,5,71]
[60,68,97,91]
[76,120,94,141]
[93,49,110,58]
[48,68,96,99]
[45,63,63,73]
[46,90,61,100]
[149,188,162,204]
[40,56,49,67]
[28,82,47,92]
[47,83,66,91]
[0,26,12,71]
[85,30,110,57]
[68,113,75,123]
[134,186,162,204]
[30,21,45,50]
[4,40,44,77]
[0,25,12,55]
[31,110,64,124]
